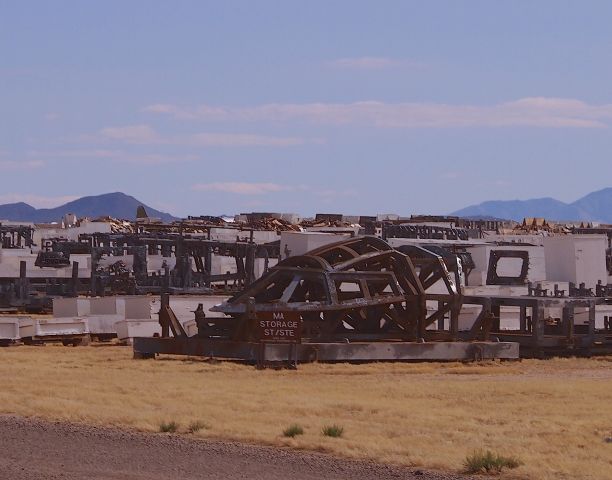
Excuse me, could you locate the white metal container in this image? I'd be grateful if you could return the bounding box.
[19,317,89,339]
[0,316,23,341]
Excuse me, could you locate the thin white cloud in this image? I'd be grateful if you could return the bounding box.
[99,125,159,143]
[145,104,188,116]
[0,194,79,209]
[144,97,612,128]
[30,149,200,165]
[97,125,307,147]
[100,151,199,164]
[192,182,294,195]
[31,149,198,165]
[0,160,45,171]
[188,133,304,147]
[328,57,415,69]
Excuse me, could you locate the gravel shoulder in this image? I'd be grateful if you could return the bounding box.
[0,415,469,480]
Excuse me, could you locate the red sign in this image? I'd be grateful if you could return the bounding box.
[256,311,302,343]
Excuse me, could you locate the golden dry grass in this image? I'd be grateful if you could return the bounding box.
[0,346,611,479]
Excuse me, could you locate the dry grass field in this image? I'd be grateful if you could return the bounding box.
[0,346,610,479]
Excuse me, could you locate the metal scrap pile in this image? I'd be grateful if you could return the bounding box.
[142,222,214,235]
[211,236,426,341]
[299,219,355,228]
[511,218,572,234]
[185,215,227,226]
[92,217,137,234]
[246,217,301,231]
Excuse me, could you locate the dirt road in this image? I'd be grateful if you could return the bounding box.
[0,415,468,480]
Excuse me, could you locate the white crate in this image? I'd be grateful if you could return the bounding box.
[0,316,23,340]
[19,317,89,338]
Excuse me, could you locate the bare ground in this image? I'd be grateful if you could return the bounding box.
[0,415,468,480]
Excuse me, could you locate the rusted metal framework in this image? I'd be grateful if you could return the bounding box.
[382,223,469,241]
[394,244,466,340]
[199,236,610,358]
[134,237,519,363]
[0,225,34,249]
[0,231,280,311]
[211,236,426,342]
[80,232,280,295]
[461,294,612,357]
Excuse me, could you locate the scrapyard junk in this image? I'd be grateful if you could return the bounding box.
[211,236,427,341]
[34,251,71,268]
[132,236,519,365]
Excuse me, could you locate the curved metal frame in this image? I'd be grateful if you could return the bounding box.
[212,236,433,341]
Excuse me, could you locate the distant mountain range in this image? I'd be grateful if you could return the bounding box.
[0,192,177,223]
[452,187,612,223]
[2,189,609,225]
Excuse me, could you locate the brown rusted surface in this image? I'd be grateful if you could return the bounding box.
[212,236,430,342]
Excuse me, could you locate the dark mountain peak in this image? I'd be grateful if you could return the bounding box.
[0,193,177,223]
[62,192,135,206]
[0,202,38,221]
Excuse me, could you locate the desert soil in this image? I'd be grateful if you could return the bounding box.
[0,415,469,480]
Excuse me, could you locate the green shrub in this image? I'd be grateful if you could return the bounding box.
[464,449,521,474]
[188,420,207,433]
[322,424,344,438]
[283,424,304,438]
[159,420,179,433]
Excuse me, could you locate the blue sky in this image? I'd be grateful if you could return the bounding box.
[2,1,612,217]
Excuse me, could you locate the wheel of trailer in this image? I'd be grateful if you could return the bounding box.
[22,337,34,346]
[133,351,156,360]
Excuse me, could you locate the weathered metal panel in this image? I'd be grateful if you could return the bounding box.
[132,337,519,362]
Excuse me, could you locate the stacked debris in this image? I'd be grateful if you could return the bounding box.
[186,215,227,226]
[142,222,212,235]
[0,225,35,248]
[92,217,136,234]
[245,217,301,231]
[512,218,572,234]
[299,218,354,228]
